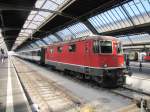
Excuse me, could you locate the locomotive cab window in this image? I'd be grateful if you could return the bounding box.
[100,41,112,53]
[93,40,112,53]
[69,44,76,52]
[57,46,62,53]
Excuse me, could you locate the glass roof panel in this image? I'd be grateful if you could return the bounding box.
[43,37,52,44]
[68,22,92,38]
[14,0,72,49]
[141,0,150,12]
[38,11,51,18]
[118,33,150,45]
[48,35,59,42]
[88,5,132,33]
[30,11,38,15]
[53,0,66,5]
[56,28,74,40]
[27,14,35,20]
[19,33,29,37]
[123,0,150,25]
[24,29,33,34]
[30,21,41,26]
[35,0,46,8]
[23,22,30,28]
[31,43,39,48]
[28,23,38,29]
[88,0,150,33]
[33,14,45,22]
[0,30,6,50]
[42,0,58,10]
[118,36,132,45]
[40,40,45,45]
[36,40,46,46]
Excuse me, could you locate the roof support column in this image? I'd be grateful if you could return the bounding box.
[81,19,99,35]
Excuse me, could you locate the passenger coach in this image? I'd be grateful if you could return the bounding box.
[144,52,150,61]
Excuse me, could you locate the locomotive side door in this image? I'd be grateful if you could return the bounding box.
[84,41,91,73]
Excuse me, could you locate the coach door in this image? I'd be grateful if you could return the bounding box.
[41,47,45,65]
[84,41,90,73]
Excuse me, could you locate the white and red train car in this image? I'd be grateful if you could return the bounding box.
[17,35,127,87]
[144,52,150,61]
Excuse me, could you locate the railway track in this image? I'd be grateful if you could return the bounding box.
[62,73,150,111]
[13,57,150,112]
[11,58,83,112]
[111,86,150,100]
[54,71,150,111]
[110,86,150,112]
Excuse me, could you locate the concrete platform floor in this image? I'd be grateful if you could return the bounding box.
[130,61,150,78]
[0,57,31,112]
[125,61,150,93]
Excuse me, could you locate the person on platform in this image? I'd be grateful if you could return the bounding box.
[0,48,5,63]
[126,57,130,70]
[139,61,142,72]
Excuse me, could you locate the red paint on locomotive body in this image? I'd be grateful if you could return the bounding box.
[45,35,124,69]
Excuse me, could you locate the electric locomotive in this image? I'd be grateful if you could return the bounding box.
[17,35,127,87]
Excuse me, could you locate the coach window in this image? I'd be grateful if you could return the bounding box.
[32,51,37,56]
[37,50,41,56]
[100,41,112,53]
[69,44,76,52]
[50,48,54,54]
[57,46,62,53]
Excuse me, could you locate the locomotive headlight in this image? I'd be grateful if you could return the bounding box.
[103,64,108,68]
[121,63,125,67]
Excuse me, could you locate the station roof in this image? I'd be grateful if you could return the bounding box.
[0,0,37,50]
[0,0,150,51]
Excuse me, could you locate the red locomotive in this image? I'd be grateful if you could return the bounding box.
[144,52,150,61]
[17,35,127,87]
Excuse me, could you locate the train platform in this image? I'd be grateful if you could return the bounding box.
[130,61,150,68]
[124,61,150,93]
[129,61,150,79]
[0,57,31,112]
